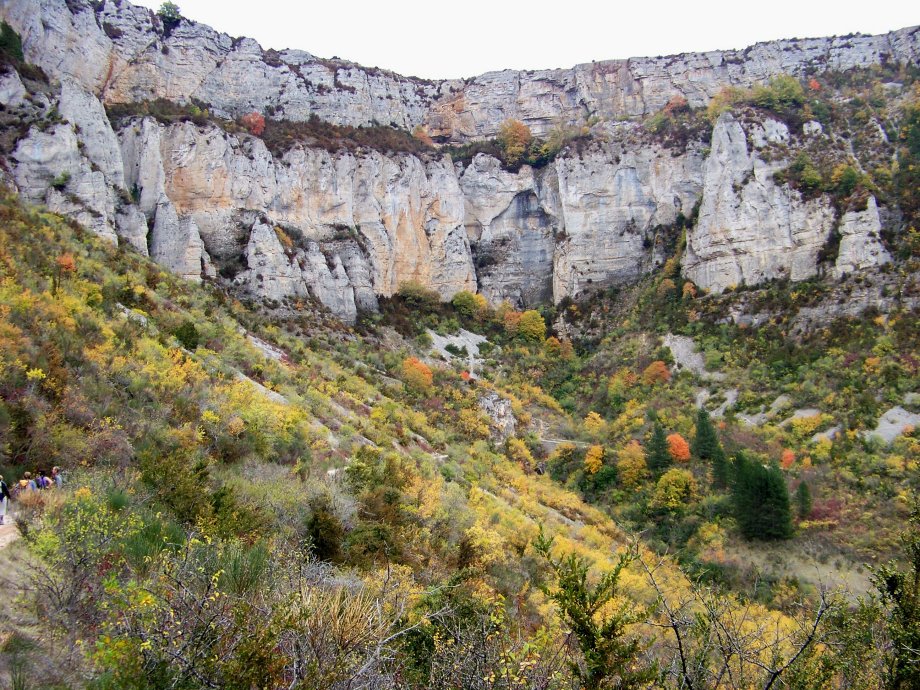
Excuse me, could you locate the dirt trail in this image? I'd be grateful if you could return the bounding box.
[0,522,20,550]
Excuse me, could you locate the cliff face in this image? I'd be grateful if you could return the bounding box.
[0,0,912,321]
[7,0,920,140]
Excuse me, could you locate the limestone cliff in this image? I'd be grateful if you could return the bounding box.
[683,113,890,291]
[0,0,914,321]
[5,0,918,141]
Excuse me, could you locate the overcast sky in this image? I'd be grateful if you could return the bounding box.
[131,0,918,80]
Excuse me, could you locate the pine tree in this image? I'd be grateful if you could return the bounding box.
[796,480,813,520]
[534,529,657,689]
[691,408,717,458]
[692,408,728,488]
[712,449,730,490]
[647,421,671,475]
[873,504,920,690]
[760,461,794,540]
[731,452,755,536]
[731,452,793,540]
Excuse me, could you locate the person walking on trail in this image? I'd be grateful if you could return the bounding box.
[37,470,51,490]
[18,472,36,493]
[52,466,63,489]
[0,475,10,525]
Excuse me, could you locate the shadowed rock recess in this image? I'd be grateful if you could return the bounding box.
[1,0,917,321]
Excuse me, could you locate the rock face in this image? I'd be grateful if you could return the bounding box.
[683,114,893,293]
[109,114,703,318]
[4,0,919,141]
[834,196,891,278]
[120,119,478,321]
[684,114,836,291]
[1,0,916,321]
[478,392,517,442]
[149,196,210,282]
[552,132,704,300]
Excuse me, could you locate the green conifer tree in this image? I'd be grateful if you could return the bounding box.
[691,408,717,458]
[712,449,730,490]
[731,452,793,540]
[796,480,813,521]
[534,528,657,689]
[647,421,671,475]
[692,408,728,488]
[873,503,920,690]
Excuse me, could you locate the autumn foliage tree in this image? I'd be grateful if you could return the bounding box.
[518,310,547,342]
[651,468,698,514]
[506,437,535,472]
[583,411,606,437]
[642,360,671,385]
[498,119,533,167]
[240,112,266,136]
[401,357,433,392]
[584,445,605,475]
[52,253,76,295]
[451,290,488,319]
[666,433,691,463]
[616,441,648,490]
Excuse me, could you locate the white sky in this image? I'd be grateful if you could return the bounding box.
[131,0,919,80]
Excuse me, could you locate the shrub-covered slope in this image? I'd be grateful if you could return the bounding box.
[2,186,919,687]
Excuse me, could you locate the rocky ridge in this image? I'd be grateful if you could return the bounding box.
[5,0,919,140]
[0,0,915,322]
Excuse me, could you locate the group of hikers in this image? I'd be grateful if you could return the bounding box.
[0,467,63,525]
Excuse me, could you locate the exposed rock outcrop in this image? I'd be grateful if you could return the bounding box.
[834,196,891,278]
[149,195,211,282]
[3,0,918,140]
[478,392,517,442]
[684,113,835,292]
[0,0,915,323]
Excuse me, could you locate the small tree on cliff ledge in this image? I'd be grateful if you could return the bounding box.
[498,119,532,167]
[157,2,182,34]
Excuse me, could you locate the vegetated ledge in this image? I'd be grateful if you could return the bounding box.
[105,99,435,158]
[104,99,599,170]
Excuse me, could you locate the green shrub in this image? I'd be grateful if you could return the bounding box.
[751,75,805,112]
[304,495,344,563]
[173,320,200,350]
[50,171,71,191]
[157,2,183,35]
[0,21,23,63]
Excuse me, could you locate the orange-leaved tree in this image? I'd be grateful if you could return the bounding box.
[240,112,265,136]
[642,360,671,385]
[401,357,433,392]
[667,433,691,462]
[52,253,76,295]
[781,448,796,469]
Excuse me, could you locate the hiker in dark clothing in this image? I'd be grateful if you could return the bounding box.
[37,470,51,490]
[0,475,10,525]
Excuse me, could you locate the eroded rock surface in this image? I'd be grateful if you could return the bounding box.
[0,0,916,322]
